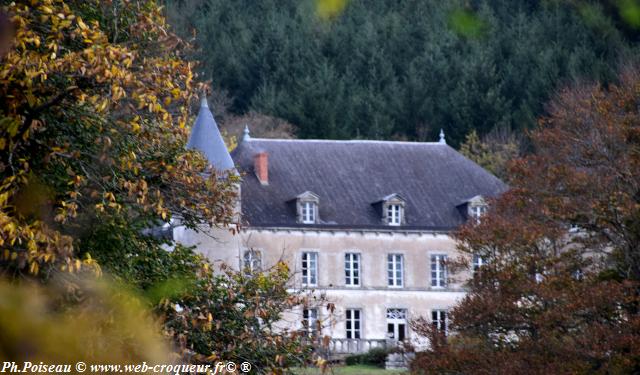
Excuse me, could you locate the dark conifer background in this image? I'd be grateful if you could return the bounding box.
[164,0,636,146]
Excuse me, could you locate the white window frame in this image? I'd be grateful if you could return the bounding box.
[243,249,262,274]
[472,253,485,274]
[303,308,318,333]
[573,268,584,280]
[345,308,361,339]
[387,204,402,226]
[345,253,361,286]
[431,254,447,288]
[471,205,487,224]
[432,309,448,335]
[569,223,581,233]
[301,252,318,286]
[301,201,316,224]
[387,254,404,287]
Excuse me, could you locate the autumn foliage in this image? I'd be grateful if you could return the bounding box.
[0,1,313,373]
[0,0,237,275]
[160,260,316,371]
[411,66,640,374]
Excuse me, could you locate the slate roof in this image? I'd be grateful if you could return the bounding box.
[231,138,507,231]
[186,98,235,171]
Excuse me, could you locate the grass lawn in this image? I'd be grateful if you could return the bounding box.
[292,365,408,375]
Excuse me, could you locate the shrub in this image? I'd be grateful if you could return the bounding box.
[361,347,389,368]
[344,347,389,368]
[344,354,363,366]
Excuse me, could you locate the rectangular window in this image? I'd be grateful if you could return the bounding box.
[345,253,361,286]
[243,250,262,274]
[387,204,401,226]
[432,310,447,335]
[431,254,447,288]
[302,202,316,224]
[573,268,584,280]
[345,309,361,339]
[301,252,318,286]
[471,205,487,224]
[472,254,485,274]
[303,308,318,333]
[387,254,404,287]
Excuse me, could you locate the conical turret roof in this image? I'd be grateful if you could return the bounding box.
[186,97,235,171]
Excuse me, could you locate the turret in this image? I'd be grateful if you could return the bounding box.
[186,97,235,172]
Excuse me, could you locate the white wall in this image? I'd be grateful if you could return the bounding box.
[175,226,472,345]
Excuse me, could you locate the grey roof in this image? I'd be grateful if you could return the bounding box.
[231,138,507,230]
[186,98,235,171]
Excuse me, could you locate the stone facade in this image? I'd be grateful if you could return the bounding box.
[175,225,471,348]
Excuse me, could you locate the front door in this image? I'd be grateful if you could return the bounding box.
[386,308,407,341]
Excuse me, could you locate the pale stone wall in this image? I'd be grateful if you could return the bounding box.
[175,226,472,345]
[173,224,244,268]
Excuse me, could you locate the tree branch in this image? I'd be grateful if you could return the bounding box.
[19,86,79,139]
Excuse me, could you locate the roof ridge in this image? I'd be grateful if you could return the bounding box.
[245,138,447,146]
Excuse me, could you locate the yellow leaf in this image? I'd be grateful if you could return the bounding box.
[29,261,39,275]
[26,93,37,107]
[77,18,88,30]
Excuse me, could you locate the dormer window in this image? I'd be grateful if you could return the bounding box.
[373,193,406,226]
[294,191,320,224]
[302,202,316,224]
[470,205,487,224]
[458,195,488,224]
[387,204,402,226]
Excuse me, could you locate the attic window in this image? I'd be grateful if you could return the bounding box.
[295,191,320,225]
[459,195,487,224]
[375,194,406,226]
[470,205,487,224]
[387,204,402,226]
[302,202,316,224]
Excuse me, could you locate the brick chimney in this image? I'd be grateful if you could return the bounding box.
[254,152,268,185]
